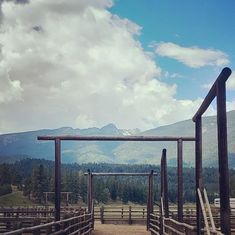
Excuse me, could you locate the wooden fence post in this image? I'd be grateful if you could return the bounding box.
[177,139,183,222]
[129,206,132,224]
[195,116,203,235]
[100,206,104,224]
[217,78,231,234]
[55,138,61,222]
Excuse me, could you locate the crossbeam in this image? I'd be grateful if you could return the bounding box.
[38,136,195,141]
[192,67,231,122]
[84,172,158,176]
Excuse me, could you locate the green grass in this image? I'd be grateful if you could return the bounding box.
[0,186,39,207]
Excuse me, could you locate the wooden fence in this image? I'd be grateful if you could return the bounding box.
[149,212,235,235]
[149,213,197,235]
[94,206,147,224]
[1,212,93,235]
[0,207,54,218]
[0,207,89,234]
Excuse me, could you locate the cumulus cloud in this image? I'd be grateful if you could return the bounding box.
[0,0,203,133]
[227,73,235,90]
[153,42,229,68]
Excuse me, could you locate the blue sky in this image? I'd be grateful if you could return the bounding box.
[111,0,235,100]
[0,0,234,133]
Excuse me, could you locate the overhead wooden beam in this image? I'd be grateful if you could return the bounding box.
[84,172,158,176]
[38,135,195,141]
[192,67,231,122]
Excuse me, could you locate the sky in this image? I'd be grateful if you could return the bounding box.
[0,0,234,134]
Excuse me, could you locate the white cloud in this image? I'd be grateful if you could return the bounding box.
[227,73,235,90]
[153,42,229,68]
[0,0,204,133]
[202,71,234,91]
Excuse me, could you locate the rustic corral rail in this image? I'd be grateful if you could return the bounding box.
[97,206,147,225]
[2,211,93,235]
[0,207,54,218]
[149,213,197,235]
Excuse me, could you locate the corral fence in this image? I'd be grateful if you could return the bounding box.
[0,206,93,234]
[94,205,147,224]
[0,207,54,218]
[2,212,93,235]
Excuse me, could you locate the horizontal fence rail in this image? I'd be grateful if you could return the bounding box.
[0,207,54,218]
[96,206,147,225]
[2,212,93,235]
[0,207,88,234]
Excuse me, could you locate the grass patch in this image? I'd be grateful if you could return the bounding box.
[0,187,39,207]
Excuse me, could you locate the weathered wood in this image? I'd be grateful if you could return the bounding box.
[195,116,203,235]
[203,189,216,231]
[162,149,169,218]
[192,67,231,122]
[3,212,92,235]
[38,135,195,141]
[217,78,231,235]
[84,172,158,176]
[197,188,210,235]
[100,206,104,224]
[55,138,61,222]
[147,171,154,230]
[87,170,92,213]
[177,139,183,222]
[129,206,132,225]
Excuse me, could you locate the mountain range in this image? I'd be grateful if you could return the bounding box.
[1,110,235,167]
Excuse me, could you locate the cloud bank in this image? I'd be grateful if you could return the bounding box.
[153,42,229,68]
[0,0,208,133]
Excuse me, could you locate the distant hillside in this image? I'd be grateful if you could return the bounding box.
[0,111,235,167]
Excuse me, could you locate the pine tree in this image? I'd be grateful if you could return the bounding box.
[31,164,49,203]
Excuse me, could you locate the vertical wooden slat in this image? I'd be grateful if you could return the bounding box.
[55,138,61,222]
[162,149,169,218]
[195,116,203,235]
[150,170,154,215]
[91,174,94,229]
[147,170,153,230]
[217,80,231,235]
[177,138,183,222]
[87,170,92,213]
[129,206,132,224]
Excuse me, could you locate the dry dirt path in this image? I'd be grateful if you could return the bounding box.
[92,222,151,235]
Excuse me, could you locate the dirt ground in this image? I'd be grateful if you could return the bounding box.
[92,222,150,235]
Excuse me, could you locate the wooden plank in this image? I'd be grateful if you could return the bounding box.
[38,135,195,141]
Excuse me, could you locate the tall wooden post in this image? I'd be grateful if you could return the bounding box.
[162,149,169,218]
[147,170,154,230]
[87,170,92,213]
[91,174,94,229]
[177,138,183,222]
[217,80,231,234]
[55,138,61,221]
[195,116,203,235]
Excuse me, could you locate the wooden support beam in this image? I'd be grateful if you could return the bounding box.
[38,135,195,141]
[147,170,154,230]
[195,116,203,235]
[84,172,158,176]
[162,149,169,218]
[192,67,231,121]
[87,170,92,213]
[177,138,183,222]
[217,79,231,235]
[54,138,61,222]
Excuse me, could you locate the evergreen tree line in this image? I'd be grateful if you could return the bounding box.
[1,158,235,204]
